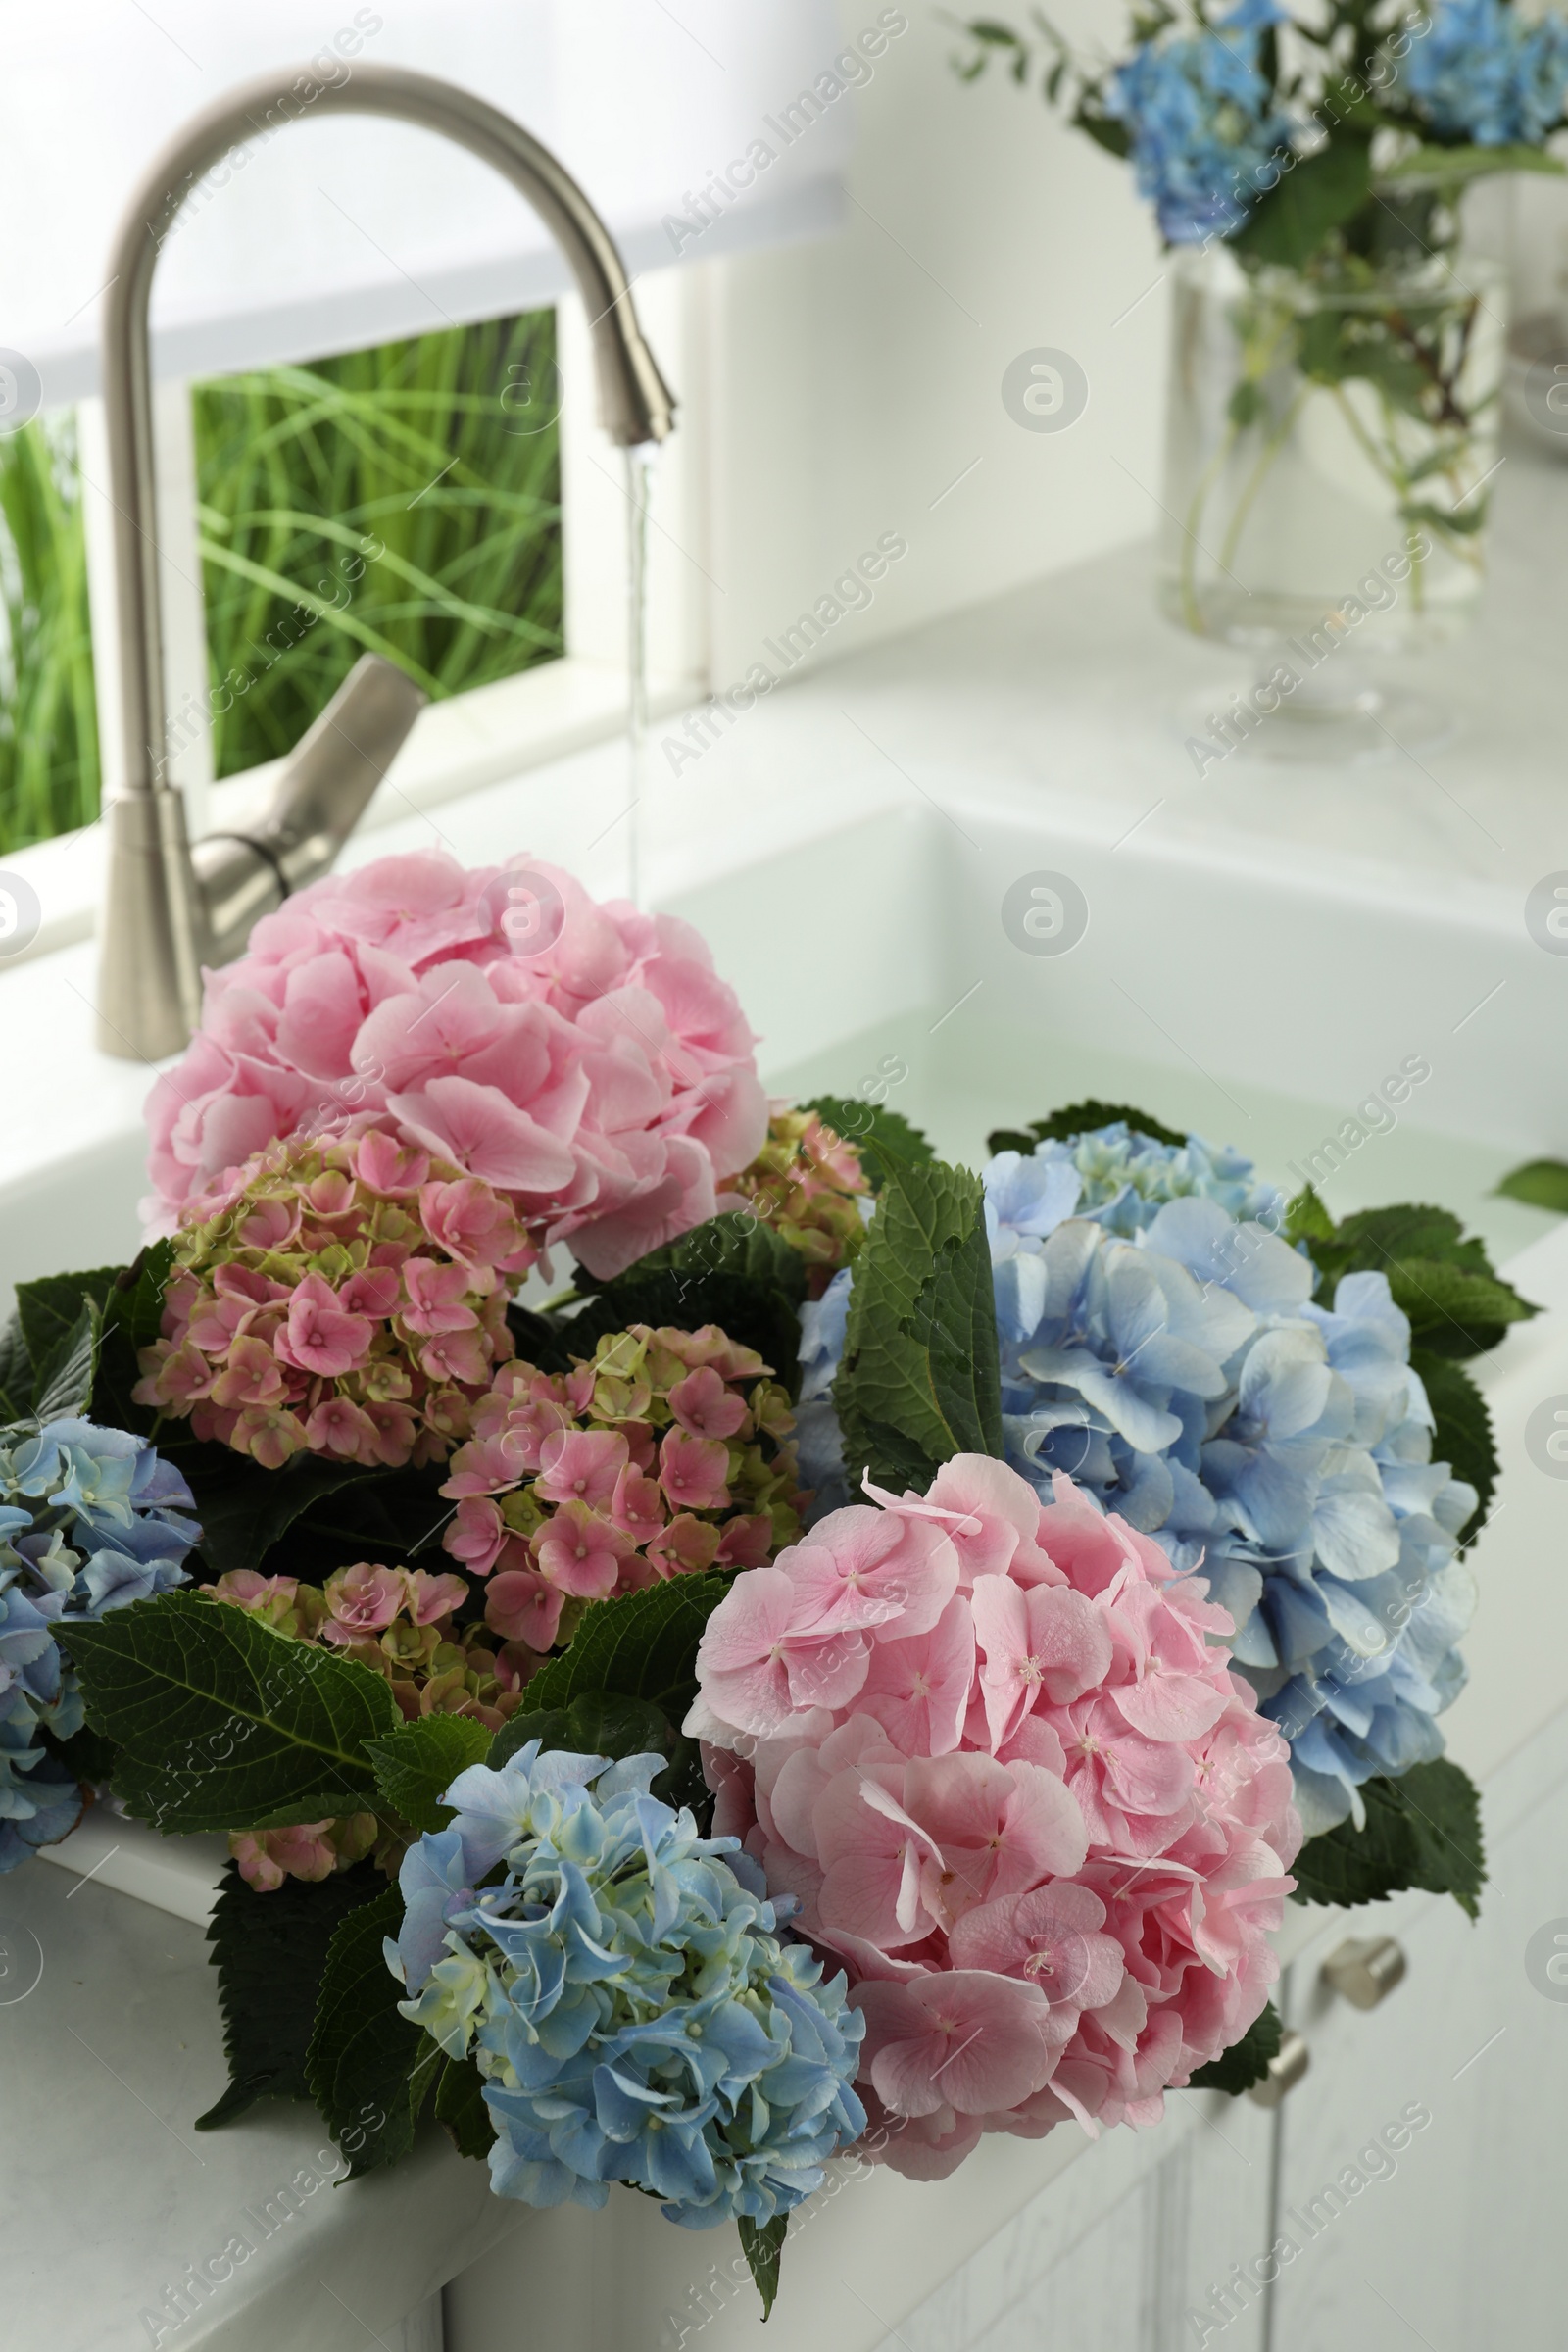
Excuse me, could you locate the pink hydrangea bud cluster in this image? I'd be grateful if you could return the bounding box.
[688,1454,1300,2178]
[140,848,768,1282]
[439,1323,806,1655]
[134,1122,530,1468]
[212,1559,536,1891]
[723,1108,872,1297]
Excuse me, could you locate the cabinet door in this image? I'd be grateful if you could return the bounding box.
[1269,1720,1568,2352]
[884,2094,1274,2352]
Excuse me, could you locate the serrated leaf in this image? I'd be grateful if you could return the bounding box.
[1232,141,1371,270]
[15,1264,121,1384]
[1326,1202,1487,1275]
[66,1590,398,1833]
[555,1210,809,1401]
[0,1311,31,1423]
[1494,1157,1568,1215]
[3,1260,124,1423]
[92,1241,176,1431]
[796,1096,937,1191]
[305,1883,433,2177]
[1291,1758,1485,1918]
[1410,1348,1494,1544]
[1384,1257,1536,1358]
[836,1159,1004,1491]
[1305,1202,1538,1359]
[196,1860,382,2130]
[1283,1184,1337,1247]
[488,1690,673,1772]
[738,2213,788,2319]
[435,2051,494,2160]
[31,1298,101,1423]
[985,1100,1186,1157]
[573,1212,808,1302]
[1189,1999,1282,2096]
[520,1575,733,1727]
[366,1713,493,1835]
[486,1689,710,1818]
[189,1451,403,1580]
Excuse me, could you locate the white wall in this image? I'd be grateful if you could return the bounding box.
[697,0,1169,687]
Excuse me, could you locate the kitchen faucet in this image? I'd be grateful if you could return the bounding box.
[96,63,674,1062]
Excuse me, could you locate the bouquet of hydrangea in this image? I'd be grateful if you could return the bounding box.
[959,2,1568,629]
[20,856,1519,2318]
[958,0,1568,262]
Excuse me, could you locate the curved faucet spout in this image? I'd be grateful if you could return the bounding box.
[97,63,675,1061]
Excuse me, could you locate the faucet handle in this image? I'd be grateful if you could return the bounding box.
[195,656,426,968]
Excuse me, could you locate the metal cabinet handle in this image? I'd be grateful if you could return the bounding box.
[1248,2029,1310,2107]
[1322,1936,1407,2010]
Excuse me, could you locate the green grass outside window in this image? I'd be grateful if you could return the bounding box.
[0,305,563,854]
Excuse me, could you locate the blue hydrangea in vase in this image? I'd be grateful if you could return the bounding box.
[957,0,1568,760]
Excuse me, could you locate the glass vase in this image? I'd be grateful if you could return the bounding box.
[1158,240,1506,760]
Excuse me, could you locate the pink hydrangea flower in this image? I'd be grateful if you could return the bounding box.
[429,1324,806,1673]
[134,1121,523,1469]
[140,849,768,1281]
[689,1454,1301,2175]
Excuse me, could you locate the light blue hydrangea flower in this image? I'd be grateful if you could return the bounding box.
[0,1417,198,1871]
[1105,0,1296,244]
[1405,0,1568,146]
[798,1123,1478,1838]
[387,1743,866,2227]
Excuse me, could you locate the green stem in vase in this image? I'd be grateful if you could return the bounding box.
[1217,383,1306,575]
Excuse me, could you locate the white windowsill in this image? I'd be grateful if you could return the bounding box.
[6,656,700,969]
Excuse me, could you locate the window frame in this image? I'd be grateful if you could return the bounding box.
[1,267,710,969]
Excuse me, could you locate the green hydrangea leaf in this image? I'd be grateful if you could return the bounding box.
[434,2051,494,2161]
[1189,1999,1282,2096]
[1383,1257,1537,1359]
[486,1689,708,1818]
[365,1714,494,1835]
[1298,1201,1538,1359]
[305,1883,436,2177]
[31,1298,101,1423]
[516,1575,732,1727]
[66,1590,398,1833]
[1494,1157,1568,1214]
[547,1210,808,1399]
[836,1158,1004,1490]
[986,1100,1186,1157]
[738,2213,789,2319]
[1231,141,1372,270]
[1291,1759,1485,1919]
[796,1096,937,1190]
[187,1451,404,1580]
[1409,1348,1494,1544]
[196,1859,383,2130]
[572,1211,808,1301]
[1283,1184,1337,1248]
[92,1240,177,1430]
[488,1690,673,1771]
[0,1259,130,1423]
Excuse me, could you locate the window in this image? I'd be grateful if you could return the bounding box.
[0,414,98,853]
[0,307,564,852]
[191,306,563,779]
